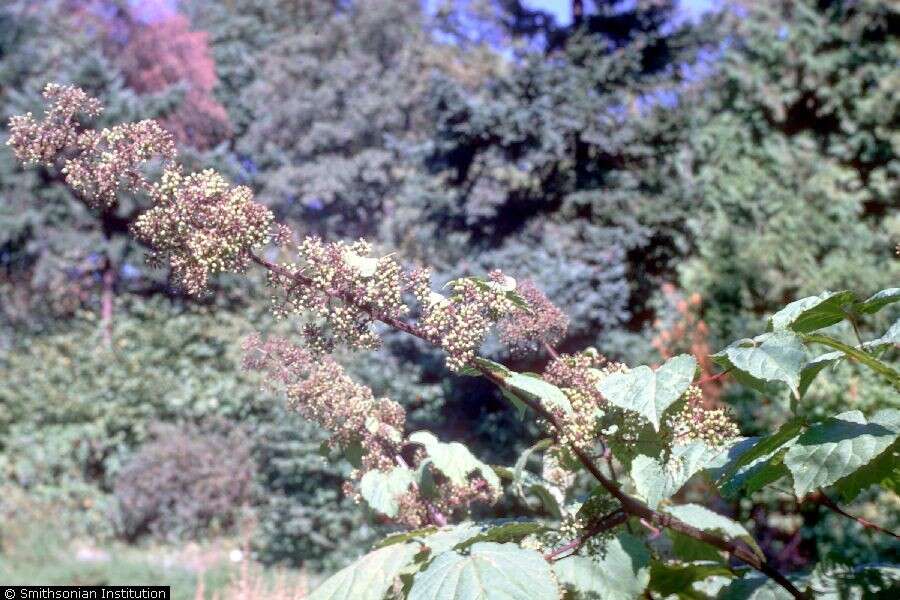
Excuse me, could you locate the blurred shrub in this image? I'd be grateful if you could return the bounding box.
[0,298,375,569]
[252,410,378,572]
[114,422,255,542]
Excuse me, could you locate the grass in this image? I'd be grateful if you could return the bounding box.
[0,503,309,599]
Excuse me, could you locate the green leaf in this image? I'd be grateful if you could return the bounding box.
[833,437,900,502]
[552,533,651,600]
[718,574,799,600]
[512,439,562,517]
[798,351,843,398]
[631,442,720,509]
[663,504,762,559]
[309,542,420,600]
[784,409,900,498]
[597,354,697,430]
[769,291,856,333]
[854,288,900,315]
[452,521,547,550]
[712,420,806,488]
[803,333,900,389]
[409,431,501,492]
[373,527,440,549]
[865,318,900,350]
[648,561,734,598]
[505,372,573,415]
[359,467,416,518]
[408,542,558,600]
[515,471,564,518]
[714,331,807,398]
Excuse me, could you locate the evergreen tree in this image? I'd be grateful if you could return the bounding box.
[679,0,899,345]
[389,1,712,354]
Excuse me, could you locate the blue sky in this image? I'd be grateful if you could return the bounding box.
[520,0,717,23]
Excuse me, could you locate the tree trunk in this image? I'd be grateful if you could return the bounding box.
[101,256,116,346]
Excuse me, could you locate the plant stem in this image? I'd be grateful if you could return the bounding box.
[808,491,899,541]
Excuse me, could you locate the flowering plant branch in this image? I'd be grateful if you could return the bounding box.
[9,84,899,600]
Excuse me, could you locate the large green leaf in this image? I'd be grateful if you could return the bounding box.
[309,543,420,600]
[784,409,900,498]
[409,431,500,491]
[769,291,855,333]
[631,442,719,509]
[597,354,697,430]
[408,542,558,600]
[359,467,416,518]
[552,533,651,600]
[854,288,900,315]
[713,331,807,398]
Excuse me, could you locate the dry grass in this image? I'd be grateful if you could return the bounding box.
[197,557,309,600]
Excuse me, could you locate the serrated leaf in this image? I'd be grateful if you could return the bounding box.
[408,542,558,600]
[309,542,420,600]
[631,442,720,509]
[833,438,900,502]
[769,291,855,333]
[597,354,697,430]
[715,331,807,398]
[359,467,416,518]
[854,288,900,315]
[504,372,572,415]
[409,431,500,491]
[784,409,899,498]
[552,533,651,600]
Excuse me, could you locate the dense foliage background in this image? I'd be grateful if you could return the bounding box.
[1,0,896,594]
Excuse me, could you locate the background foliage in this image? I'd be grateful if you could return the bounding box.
[0,0,896,591]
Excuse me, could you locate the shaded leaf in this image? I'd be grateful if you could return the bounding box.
[784,409,899,498]
[854,288,900,315]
